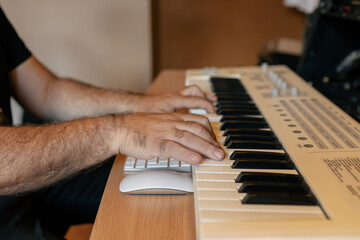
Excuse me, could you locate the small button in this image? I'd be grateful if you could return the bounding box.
[303,144,314,148]
[272,88,279,97]
[291,87,298,96]
[261,62,268,72]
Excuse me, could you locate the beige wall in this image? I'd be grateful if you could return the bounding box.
[0,0,152,92]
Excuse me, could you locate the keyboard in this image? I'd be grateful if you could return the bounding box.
[123,156,192,172]
[186,65,360,239]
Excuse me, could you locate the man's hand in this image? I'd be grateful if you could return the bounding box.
[114,112,224,164]
[136,85,217,113]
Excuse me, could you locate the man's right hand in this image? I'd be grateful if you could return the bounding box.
[114,113,225,164]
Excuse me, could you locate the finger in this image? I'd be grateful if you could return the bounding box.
[179,114,216,138]
[158,138,224,164]
[172,96,216,113]
[180,85,206,98]
[182,85,217,103]
[158,140,202,164]
[180,85,217,111]
[169,130,224,161]
[174,124,219,147]
[206,93,217,102]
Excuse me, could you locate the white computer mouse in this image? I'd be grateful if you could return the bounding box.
[119,170,193,195]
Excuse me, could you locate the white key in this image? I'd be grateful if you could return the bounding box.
[196,181,240,190]
[217,136,226,145]
[200,158,233,166]
[190,109,207,115]
[158,156,168,163]
[124,161,135,169]
[180,161,191,167]
[135,159,146,169]
[195,166,298,175]
[156,161,169,168]
[169,158,180,167]
[207,115,222,122]
[198,199,323,214]
[195,173,238,182]
[127,157,136,162]
[146,158,158,166]
[197,189,243,200]
[125,157,136,164]
[199,210,326,222]
[225,149,286,157]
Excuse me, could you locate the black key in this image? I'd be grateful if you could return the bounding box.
[217,95,252,101]
[211,77,242,83]
[214,88,246,92]
[231,159,293,169]
[230,151,288,161]
[217,104,258,111]
[216,100,254,107]
[211,77,243,89]
[211,78,243,87]
[220,121,268,130]
[219,109,261,116]
[238,181,308,193]
[235,172,301,183]
[214,89,247,94]
[215,93,250,98]
[224,135,278,146]
[217,108,260,116]
[217,108,259,116]
[227,140,282,149]
[242,192,317,205]
[223,129,273,137]
[220,116,265,122]
[217,107,259,115]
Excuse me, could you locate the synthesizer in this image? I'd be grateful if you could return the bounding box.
[185,65,360,239]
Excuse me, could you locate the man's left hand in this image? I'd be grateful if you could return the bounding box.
[137,85,217,113]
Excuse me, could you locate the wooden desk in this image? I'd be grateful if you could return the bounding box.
[90,70,196,240]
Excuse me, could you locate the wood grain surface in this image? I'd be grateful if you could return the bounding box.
[90,70,196,240]
[152,0,305,76]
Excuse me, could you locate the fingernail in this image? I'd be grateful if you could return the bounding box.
[214,149,224,160]
[208,94,217,101]
[191,154,201,163]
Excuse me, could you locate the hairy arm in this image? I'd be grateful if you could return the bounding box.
[1,56,223,195]
[10,56,144,121]
[0,115,119,195]
[11,56,215,122]
[0,112,223,195]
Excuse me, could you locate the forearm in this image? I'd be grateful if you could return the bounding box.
[0,115,119,195]
[12,57,216,122]
[43,78,144,121]
[0,112,225,195]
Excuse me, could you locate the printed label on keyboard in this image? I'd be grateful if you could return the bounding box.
[323,157,360,210]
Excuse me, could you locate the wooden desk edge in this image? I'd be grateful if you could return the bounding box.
[90,70,196,240]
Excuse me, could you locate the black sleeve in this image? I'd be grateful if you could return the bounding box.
[0,7,31,71]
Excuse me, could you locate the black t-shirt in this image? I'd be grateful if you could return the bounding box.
[0,7,31,125]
